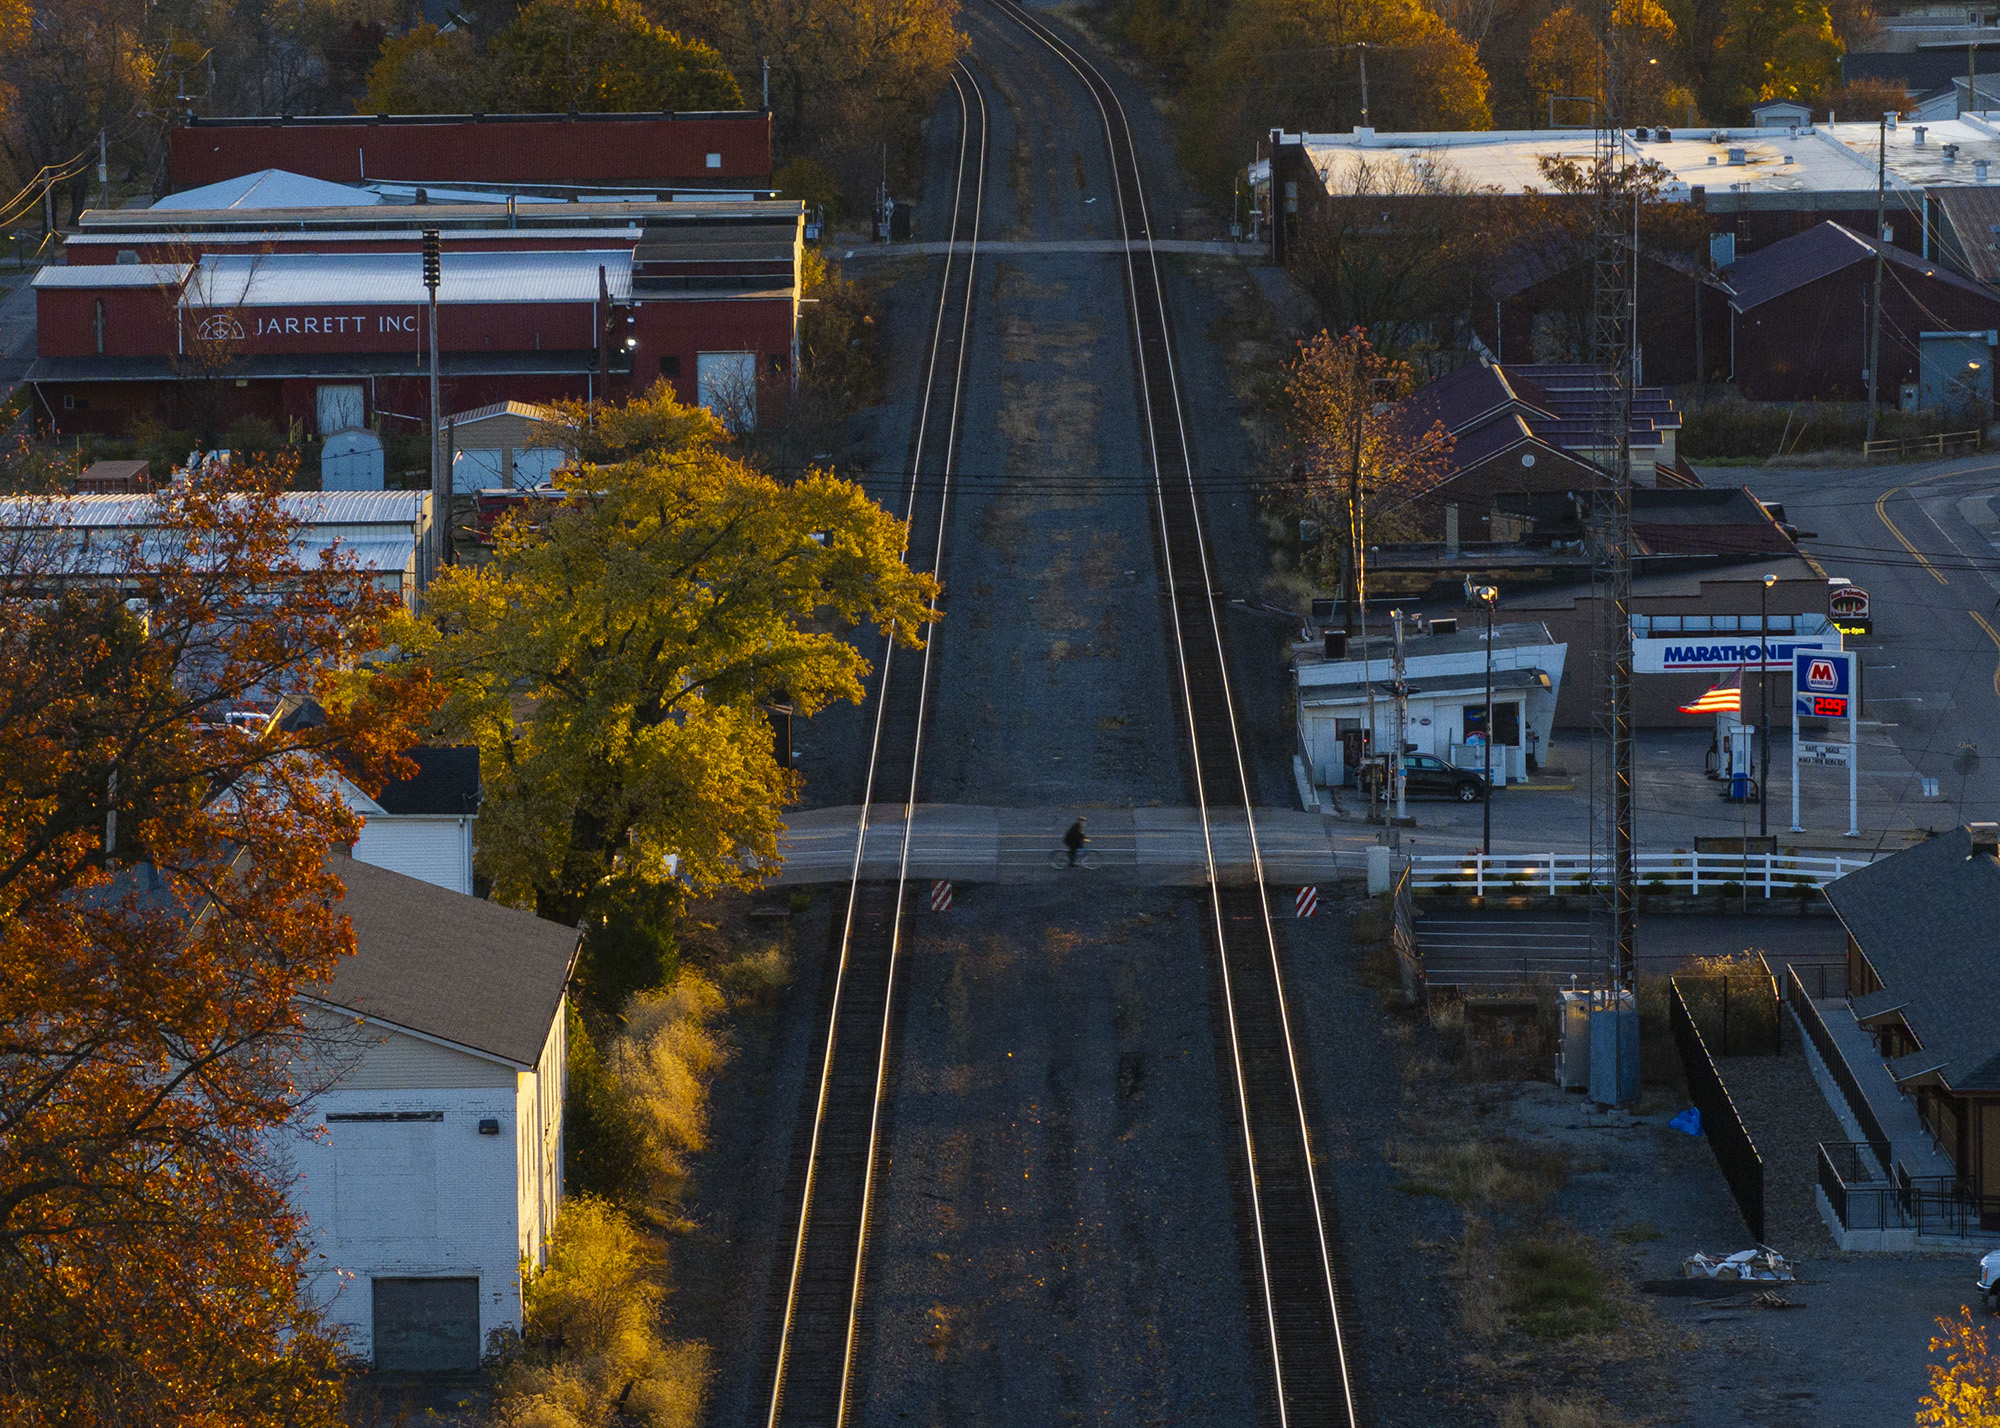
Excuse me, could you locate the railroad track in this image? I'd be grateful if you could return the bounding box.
[987,6,1360,1425]
[763,61,986,1428]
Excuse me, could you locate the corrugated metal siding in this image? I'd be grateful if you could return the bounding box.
[0,490,423,529]
[190,250,634,308]
[33,264,189,288]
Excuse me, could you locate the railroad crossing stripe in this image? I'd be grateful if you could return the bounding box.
[1295,885,1318,918]
[931,880,952,913]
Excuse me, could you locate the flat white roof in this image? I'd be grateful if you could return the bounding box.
[33,263,190,289]
[1826,115,2000,189]
[1287,125,1884,198]
[184,249,635,308]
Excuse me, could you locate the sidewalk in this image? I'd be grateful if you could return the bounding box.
[1317,728,1939,858]
[771,803,1359,886]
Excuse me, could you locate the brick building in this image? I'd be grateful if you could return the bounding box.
[168,110,773,193]
[29,197,803,440]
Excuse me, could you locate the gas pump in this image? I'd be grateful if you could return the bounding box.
[1719,712,1759,801]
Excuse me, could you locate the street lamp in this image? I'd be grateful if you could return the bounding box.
[1476,584,1499,856]
[1760,572,1776,838]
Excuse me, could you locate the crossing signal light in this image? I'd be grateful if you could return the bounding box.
[421,229,440,291]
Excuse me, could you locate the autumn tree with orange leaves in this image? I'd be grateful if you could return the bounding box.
[0,457,437,1423]
[1283,327,1455,606]
[1920,1307,2000,1428]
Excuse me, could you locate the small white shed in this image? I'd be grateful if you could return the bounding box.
[446,401,566,493]
[1294,620,1568,790]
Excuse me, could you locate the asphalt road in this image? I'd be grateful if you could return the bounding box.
[1746,452,2000,828]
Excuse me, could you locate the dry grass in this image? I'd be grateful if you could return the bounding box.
[494,1198,712,1428]
[608,974,729,1185]
[1498,1392,1628,1428]
[1390,1137,1569,1209]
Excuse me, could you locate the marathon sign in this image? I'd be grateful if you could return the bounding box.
[183,306,427,353]
[1632,634,1841,674]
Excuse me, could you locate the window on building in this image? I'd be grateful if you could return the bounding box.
[696,351,757,431]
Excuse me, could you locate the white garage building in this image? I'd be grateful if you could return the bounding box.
[1295,619,1568,792]
[285,855,578,1371]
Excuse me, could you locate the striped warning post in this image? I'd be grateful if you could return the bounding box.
[1294,885,1318,918]
[930,880,953,913]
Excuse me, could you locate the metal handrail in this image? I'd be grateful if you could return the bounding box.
[1788,966,1893,1175]
[1862,428,1983,461]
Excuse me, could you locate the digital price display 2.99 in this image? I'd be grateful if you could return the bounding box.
[1808,694,1849,719]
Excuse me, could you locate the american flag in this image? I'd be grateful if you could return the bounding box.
[1679,668,1743,715]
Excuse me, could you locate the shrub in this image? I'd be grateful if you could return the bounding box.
[564,1005,648,1201]
[608,973,729,1187]
[495,1197,712,1428]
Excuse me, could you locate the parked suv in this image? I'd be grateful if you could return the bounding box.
[1400,753,1489,802]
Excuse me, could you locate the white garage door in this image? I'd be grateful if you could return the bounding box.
[697,350,758,430]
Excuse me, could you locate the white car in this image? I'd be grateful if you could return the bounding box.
[1980,1251,2000,1313]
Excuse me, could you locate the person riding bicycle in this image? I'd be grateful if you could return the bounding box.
[1063,818,1089,866]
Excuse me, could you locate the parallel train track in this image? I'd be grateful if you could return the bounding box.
[762,61,987,1428]
[985,7,1361,1425]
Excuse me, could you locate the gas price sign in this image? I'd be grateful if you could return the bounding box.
[1792,647,1858,838]
[1794,651,1852,719]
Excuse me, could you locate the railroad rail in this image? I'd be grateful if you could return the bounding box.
[763,61,987,1428]
[988,5,1359,1424]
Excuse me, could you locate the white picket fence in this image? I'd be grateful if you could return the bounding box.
[1407,849,1880,897]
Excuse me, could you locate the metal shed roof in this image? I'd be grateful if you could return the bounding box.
[0,490,425,529]
[33,263,189,289]
[152,168,383,211]
[185,249,635,308]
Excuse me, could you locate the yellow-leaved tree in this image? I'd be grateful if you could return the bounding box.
[395,382,939,928]
[1919,1308,2000,1428]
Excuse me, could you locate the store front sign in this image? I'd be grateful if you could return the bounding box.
[1633,634,1840,674]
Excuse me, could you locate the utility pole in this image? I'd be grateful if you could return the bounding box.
[96,129,107,212]
[1867,114,1888,442]
[762,56,770,110]
[423,229,444,578]
[1478,585,1498,855]
[1343,342,1365,636]
[1357,43,1371,129]
[1760,573,1775,838]
[1391,609,1408,833]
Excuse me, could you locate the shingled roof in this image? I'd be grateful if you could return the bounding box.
[1824,828,2000,1093]
[307,854,578,1068]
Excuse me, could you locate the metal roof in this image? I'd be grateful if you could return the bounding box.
[0,490,425,529]
[186,249,634,307]
[151,168,383,211]
[65,227,643,250]
[449,399,558,424]
[33,263,189,289]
